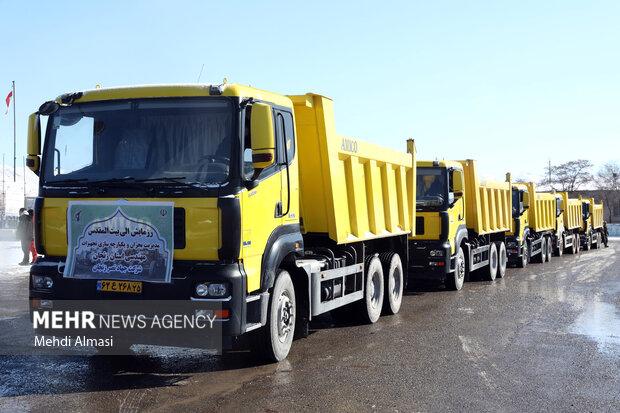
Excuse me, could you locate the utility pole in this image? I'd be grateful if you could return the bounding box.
[12,81,16,182]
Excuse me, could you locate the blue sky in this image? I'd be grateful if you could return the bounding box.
[0,0,618,182]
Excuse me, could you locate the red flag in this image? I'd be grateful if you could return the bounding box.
[5,90,12,114]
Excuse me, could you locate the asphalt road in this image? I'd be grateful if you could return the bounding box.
[1,240,619,412]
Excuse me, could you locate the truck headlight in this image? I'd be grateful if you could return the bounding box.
[430,249,444,257]
[195,282,230,298]
[32,275,53,289]
[208,283,229,297]
[506,241,518,248]
[195,283,209,297]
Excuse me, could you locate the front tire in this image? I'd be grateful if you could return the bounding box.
[517,241,528,268]
[556,235,564,257]
[545,236,553,262]
[446,249,466,291]
[380,253,403,315]
[257,269,296,362]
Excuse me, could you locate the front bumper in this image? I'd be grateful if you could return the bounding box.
[408,240,452,280]
[506,237,522,262]
[29,257,247,338]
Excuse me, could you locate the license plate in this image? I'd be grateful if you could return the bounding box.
[97,280,142,294]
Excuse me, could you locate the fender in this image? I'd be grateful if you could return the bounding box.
[260,224,303,292]
[454,225,468,255]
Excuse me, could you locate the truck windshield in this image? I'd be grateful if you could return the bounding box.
[416,167,447,210]
[42,98,233,185]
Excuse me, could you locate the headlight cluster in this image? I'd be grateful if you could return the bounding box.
[32,275,54,289]
[429,249,444,257]
[195,282,230,298]
[506,241,518,248]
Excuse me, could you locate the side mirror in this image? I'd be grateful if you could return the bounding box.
[27,113,41,175]
[250,103,275,170]
[523,191,530,209]
[452,171,464,198]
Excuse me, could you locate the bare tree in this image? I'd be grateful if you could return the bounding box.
[544,159,593,192]
[595,161,620,223]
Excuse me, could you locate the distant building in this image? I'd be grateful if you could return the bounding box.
[569,190,620,223]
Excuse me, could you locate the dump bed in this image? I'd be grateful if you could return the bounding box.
[523,183,556,232]
[590,198,604,229]
[458,160,511,236]
[560,192,582,230]
[290,93,416,244]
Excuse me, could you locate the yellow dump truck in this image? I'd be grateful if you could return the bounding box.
[410,160,511,290]
[507,183,564,267]
[579,197,604,250]
[557,192,582,254]
[26,83,416,361]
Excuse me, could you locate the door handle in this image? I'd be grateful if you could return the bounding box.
[275,201,283,218]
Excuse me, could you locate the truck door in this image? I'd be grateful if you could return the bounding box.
[273,109,298,224]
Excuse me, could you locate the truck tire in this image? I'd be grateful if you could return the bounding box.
[446,249,466,291]
[484,243,498,281]
[545,236,553,262]
[556,235,564,257]
[257,269,296,362]
[536,238,546,264]
[496,242,507,278]
[584,235,591,251]
[517,241,528,268]
[361,256,384,324]
[380,253,403,315]
[592,232,599,249]
[574,234,580,254]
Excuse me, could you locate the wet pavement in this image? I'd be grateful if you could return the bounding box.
[1,240,619,412]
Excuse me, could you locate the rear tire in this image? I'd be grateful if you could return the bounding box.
[361,256,384,324]
[574,234,580,254]
[536,238,547,263]
[584,235,591,251]
[496,242,507,278]
[255,269,296,362]
[446,249,466,291]
[484,243,498,281]
[380,253,403,315]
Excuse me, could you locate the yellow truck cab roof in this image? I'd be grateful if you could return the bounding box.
[56,83,295,109]
[417,160,463,169]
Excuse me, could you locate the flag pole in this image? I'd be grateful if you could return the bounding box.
[12,81,16,182]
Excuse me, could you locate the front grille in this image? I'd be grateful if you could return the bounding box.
[174,208,186,249]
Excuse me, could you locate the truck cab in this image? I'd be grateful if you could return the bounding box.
[409,160,467,288]
[506,184,530,267]
[27,84,304,357]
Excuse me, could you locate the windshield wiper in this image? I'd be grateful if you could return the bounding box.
[134,176,214,193]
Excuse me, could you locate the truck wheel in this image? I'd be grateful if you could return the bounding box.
[484,243,498,281]
[258,269,296,362]
[496,242,507,278]
[592,233,599,249]
[536,238,546,263]
[517,242,528,268]
[446,249,466,291]
[380,253,403,315]
[556,235,564,257]
[574,234,580,254]
[545,237,553,262]
[361,256,384,323]
[584,236,591,251]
